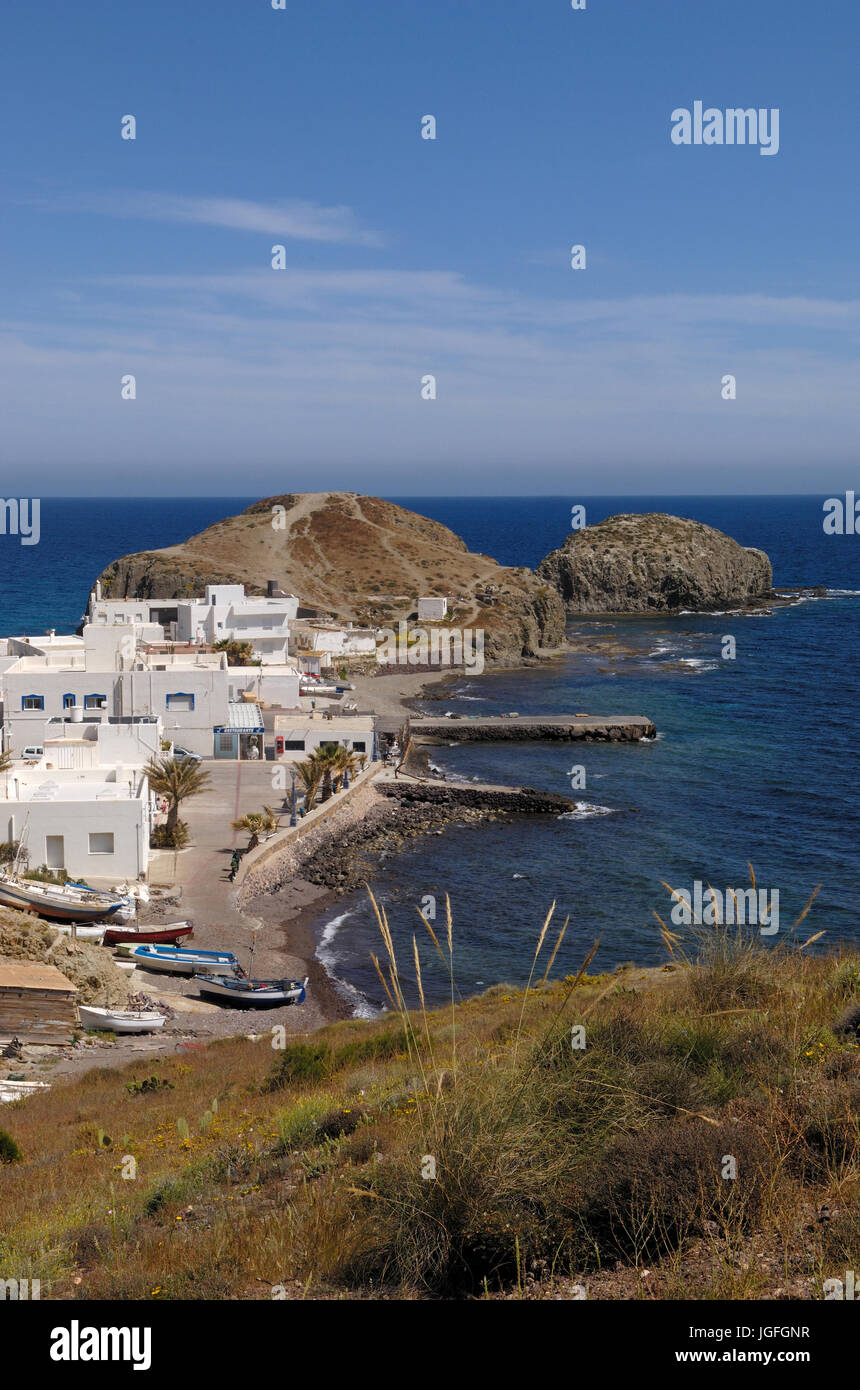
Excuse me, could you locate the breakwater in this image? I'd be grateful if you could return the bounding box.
[410,714,656,743]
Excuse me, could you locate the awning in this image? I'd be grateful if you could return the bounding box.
[215,702,265,735]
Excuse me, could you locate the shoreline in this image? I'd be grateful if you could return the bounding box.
[241,770,576,1018]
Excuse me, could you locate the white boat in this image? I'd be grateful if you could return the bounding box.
[0,1079,51,1104]
[124,944,241,977]
[0,874,127,923]
[52,923,105,942]
[78,1005,166,1034]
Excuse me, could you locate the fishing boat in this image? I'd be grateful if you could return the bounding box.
[124,944,241,977]
[78,1005,166,1034]
[0,874,127,923]
[195,975,308,1007]
[0,1079,51,1104]
[52,922,106,941]
[102,920,193,947]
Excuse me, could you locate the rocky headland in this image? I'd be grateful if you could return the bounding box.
[538,512,774,614]
[93,492,566,666]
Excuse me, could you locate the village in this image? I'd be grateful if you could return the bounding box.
[0,580,465,1080]
[0,572,654,1093]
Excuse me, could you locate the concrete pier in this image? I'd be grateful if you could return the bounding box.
[409,714,656,744]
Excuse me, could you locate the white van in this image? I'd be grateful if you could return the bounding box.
[22,745,44,759]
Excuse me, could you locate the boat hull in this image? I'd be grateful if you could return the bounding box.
[195,976,307,1008]
[78,1006,166,1034]
[128,946,239,977]
[0,1080,51,1104]
[0,877,124,923]
[103,922,193,946]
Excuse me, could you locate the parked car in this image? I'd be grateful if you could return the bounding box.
[22,745,44,758]
[172,746,203,762]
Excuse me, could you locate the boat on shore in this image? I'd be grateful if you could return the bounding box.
[0,874,127,923]
[0,1078,51,1104]
[102,921,193,947]
[123,944,241,976]
[52,922,106,941]
[195,974,308,1007]
[78,1005,166,1034]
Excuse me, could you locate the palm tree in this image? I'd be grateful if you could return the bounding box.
[0,748,13,776]
[311,742,342,802]
[294,758,323,812]
[331,746,359,792]
[144,755,212,833]
[231,806,279,849]
[213,639,258,667]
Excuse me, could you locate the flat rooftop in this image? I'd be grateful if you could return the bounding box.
[9,775,145,802]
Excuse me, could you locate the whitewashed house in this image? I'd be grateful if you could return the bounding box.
[1,767,152,880]
[271,712,374,762]
[417,596,448,621]
[1,625,231,758]
[227,665,301,711]
[289,621,377,665]
[176,584,299,664]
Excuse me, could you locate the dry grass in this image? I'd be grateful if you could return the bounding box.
[0,889,858,1300]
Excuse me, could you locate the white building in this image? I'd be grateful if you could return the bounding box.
[272,712,374,762]
[1,767,152,880]
[289,622,377,669]
[417,596,448,620]
[176,584,299,664]
[227,664,301,711]
[2,625,231,758]
[42,714,164,771]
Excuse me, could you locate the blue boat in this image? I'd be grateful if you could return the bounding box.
[123,943,242,977]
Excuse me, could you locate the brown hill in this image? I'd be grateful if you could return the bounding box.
[94,493,566,663]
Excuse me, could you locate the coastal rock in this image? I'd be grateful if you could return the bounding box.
[92,493,566,664]
[537,513,773,614]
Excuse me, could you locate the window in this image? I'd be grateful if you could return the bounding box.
[352,741,366,752]
[218,732,234,753]
[283,740,304,750]
[84,694,107,710]
[88,832,114,855]
[113,615,124,625]
[62,694,76,709]
[166,692,194,712]
[21,695,44,710]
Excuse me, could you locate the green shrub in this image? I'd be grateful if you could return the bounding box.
[151,821,190,850]
[264,1028,408,1093]
[0,1128,22,1163]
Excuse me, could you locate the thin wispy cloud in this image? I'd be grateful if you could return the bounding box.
[2,261,860,493]
[23,190,386,247]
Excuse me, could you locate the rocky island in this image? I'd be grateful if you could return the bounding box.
[538,512,774,614]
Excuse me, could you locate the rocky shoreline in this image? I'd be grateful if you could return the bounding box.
[242,777,575,902]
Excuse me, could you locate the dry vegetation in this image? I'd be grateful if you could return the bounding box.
[1,894,858,1301]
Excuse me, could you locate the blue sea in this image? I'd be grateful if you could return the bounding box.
[1,495,857,1010]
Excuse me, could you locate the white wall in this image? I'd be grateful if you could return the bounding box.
[2,665,229,757]
[3,780,150,879]
[418,597,448,620]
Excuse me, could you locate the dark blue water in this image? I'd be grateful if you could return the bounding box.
[1,495,857,1011]
[0,499,252,635]
[316,496,860,1012]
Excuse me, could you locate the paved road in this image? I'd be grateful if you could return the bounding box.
[148,760,287,932]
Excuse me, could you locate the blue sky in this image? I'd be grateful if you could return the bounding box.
[1,0,858,495]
